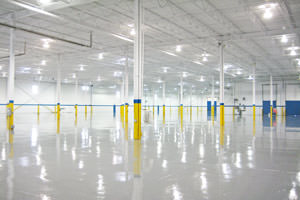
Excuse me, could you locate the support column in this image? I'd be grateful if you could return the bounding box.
[75,79,78,123]
[90,84,93,117]
[219,42,225,126]
[7,20,15,144]
[211,77,214,117]
[190,87,192,121]
[120,79,124,123]
[180,76,183,130]
[163,82,166,124]
[270,75,273,125]
[56,59,61,133]
[124,54,129,125]
[133,0,143,140]
[253,64,256,121]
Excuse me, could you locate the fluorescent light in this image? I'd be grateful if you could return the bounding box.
[43,42,50,49]
[38,0,51,5]
[183,72,188,77]
[97,76,101,81]
[79,66,85,71]
[161,50,177,57]
[37,69,41,74]
[193,61,203,65]
[32,85,38,94]
[163,68,168,73]
[72,73,76,78]
[290,50,297,56]
[81,86,89,91]
[281,35,288,43]
[130,29,136,36]
[202,57,208,62]
[114,71,122,77]
[263,9,273,19]
[41,60,46,65]
[11,0,59,18]
[157,79,162,83]
[2,72,7,77]
[111,34,133,43]
[98,53,103,60]
[236,70,242,75]
[128,24,134,28]
[176,45,182,52]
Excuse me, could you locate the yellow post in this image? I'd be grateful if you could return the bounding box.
[163,105,166,124]
[220,103,225,126]
[37,104,40,115]
[197,106,199,118]
[134,99,142,140]
[75,104,78,125]
[253,105,255,121]
[281,107,283,116]
[57,103,60,120]
[211,105,214,117]
[270,105,273,127]
[190,106,192,121]
[7,100,14,144]
[153,105,155,119]
[125,103,129,124]
[253,119,256,136]
[180,104,183,131]
[85,105,87,119]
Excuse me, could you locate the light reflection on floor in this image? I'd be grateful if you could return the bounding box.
[0,111,300,199]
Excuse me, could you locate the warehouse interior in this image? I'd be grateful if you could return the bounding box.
[0,0,300,199]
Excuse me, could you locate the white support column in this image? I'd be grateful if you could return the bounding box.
[8,22,15,103]
[180,77,183,106]
[133,0,143,140]
[219,42,225,126]
[252,64,256,120]
[75,79,78,102]
[163,82,166,106]
[211,76,214,116]
[56,67,61,104]
[124,54,129,124]
[270,75,273,113]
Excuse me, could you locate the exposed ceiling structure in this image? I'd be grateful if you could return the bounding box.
[0,0,300,95]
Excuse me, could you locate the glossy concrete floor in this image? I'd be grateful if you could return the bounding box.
[1,110,300,200]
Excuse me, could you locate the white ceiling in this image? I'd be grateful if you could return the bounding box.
[0,0,300,94]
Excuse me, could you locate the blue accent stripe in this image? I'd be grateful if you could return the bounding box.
[220,103,224,106]
[9,100,14,103]
[125,103,129,106]
[253,104,255,106]
[134,99,141,104]
[180,104,183,106]
[57,103,60,105]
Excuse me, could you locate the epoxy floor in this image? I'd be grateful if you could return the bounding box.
[1,111,300,200]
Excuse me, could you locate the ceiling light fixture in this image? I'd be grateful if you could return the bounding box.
[281,35,288,43]
[41,60,46,65]
[193,61,203,65]
[10,0,59,18]
[98,53,103,60]
[72,73,76,78]
[161,51,177,57]
[202,56,208,62]
[176,45,182,52]
[39,0,51,5]
[97,76,101,81]
[263,8,273,19]
[290,50,297,56]
[130,29,136,36]
[111,34,133,43]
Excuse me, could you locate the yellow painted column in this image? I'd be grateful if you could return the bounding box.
[85,105,87,119]
[190,106,192,121]
[133,140,141,176]
[134,99,142,140]
[75,104,78,125]
[57,103,60,133]
[153,105,155,119]
[253,105,255,121]
[220,103,225,126]
[163,105,166,124]
[7,100,14,144]
[125,103,129,124]
[37,104,40,115]
[211,105,214,117]
[270,105,273,127]
[197,106,199,118]
[180,104,183,131]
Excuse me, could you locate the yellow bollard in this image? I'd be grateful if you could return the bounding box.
[125,103,129,124]
[75,104,78,125]
[37,104,40,115]
[253,105,255,121]
[270,106,273,127]
[211,105,214,117]
[180,104,183,131]
[90,105,93,117]
[190,106,192,121]
[57,103,60,121]
[134,99,142,140]
[220,103,225,126]
[153,106,155,119]
[163,105,166,124]
[7,100,14,144]
[85,105,87,120]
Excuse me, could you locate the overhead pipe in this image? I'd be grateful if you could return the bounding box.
[0,42,26,60]
[0,22,93,48]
